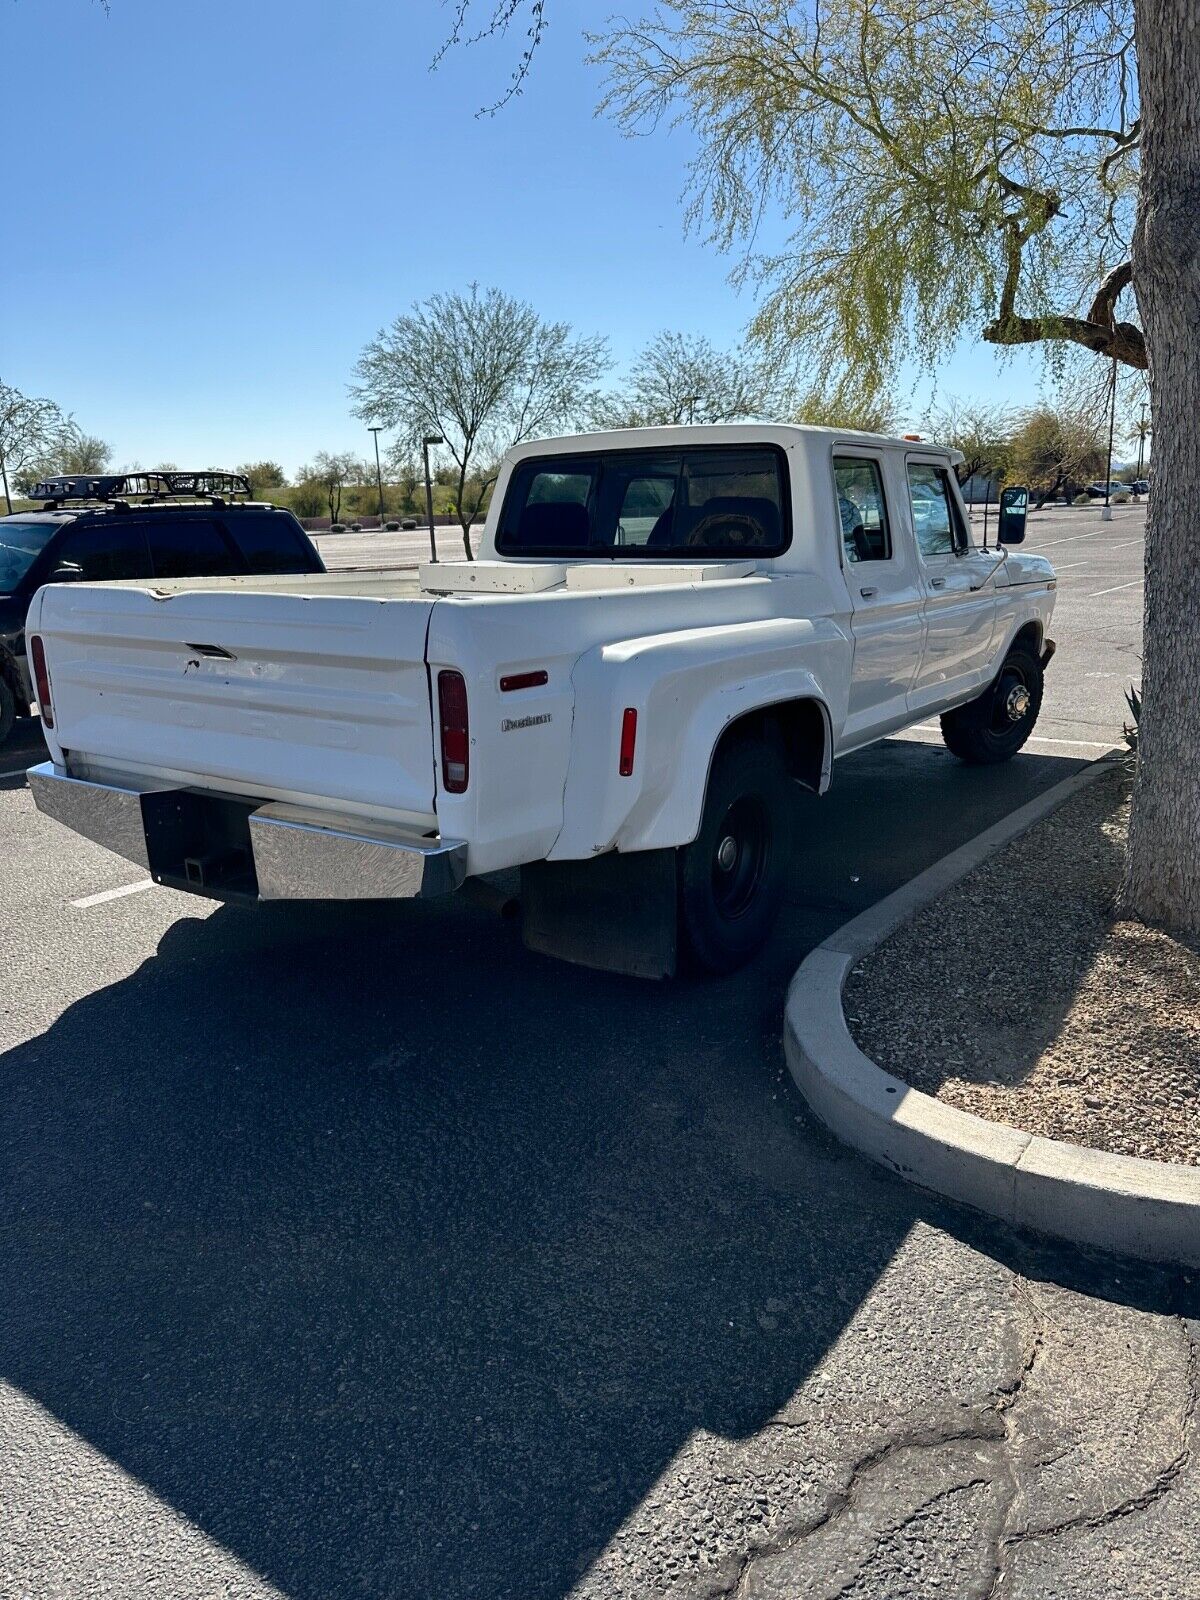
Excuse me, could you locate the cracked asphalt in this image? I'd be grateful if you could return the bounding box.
[5,504,1198,1599]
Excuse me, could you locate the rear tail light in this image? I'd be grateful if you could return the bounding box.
[437,669,469,793]
[619,707,637,776]
[30,635,53,729]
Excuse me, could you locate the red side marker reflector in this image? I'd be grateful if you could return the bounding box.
[499,669,548,692]
[30,635,54,729]
[619,707,637,776]
[437,668,469,793]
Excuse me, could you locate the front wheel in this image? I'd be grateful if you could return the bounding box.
[679,736,793,973]
[940,643,1044,765]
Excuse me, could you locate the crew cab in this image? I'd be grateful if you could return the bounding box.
[0,471,324,747]
[26,426,1055,975]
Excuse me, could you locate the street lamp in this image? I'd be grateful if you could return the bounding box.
[367,425,386,528]
[423,434,444,563]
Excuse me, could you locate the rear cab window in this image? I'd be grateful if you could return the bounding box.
[497,444,789,557]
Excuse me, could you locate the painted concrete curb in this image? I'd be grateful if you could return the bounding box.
[784,751,1200,1269]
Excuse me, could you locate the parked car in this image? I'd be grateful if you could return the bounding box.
[1129,479,1151,496]
[26,426,1055,976]
[0,471,324,747]
[1085,481,1125,498]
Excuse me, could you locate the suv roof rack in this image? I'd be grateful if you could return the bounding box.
[33,470,253,509]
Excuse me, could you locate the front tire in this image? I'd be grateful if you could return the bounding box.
[679,736,793,973]
[940,643,1044,765]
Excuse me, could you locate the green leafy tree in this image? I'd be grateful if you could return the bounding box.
[351,284,609,559]
[237,460,288,496]
[922,398,1017,488]
[297,451,356,525]
[593,1,1144,382]
[1007,404,1107,506]
[59,432,112,475]
[593,330,793,428]
[0,381,73,511]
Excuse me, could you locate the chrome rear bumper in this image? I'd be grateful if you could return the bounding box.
[27,762,467,902]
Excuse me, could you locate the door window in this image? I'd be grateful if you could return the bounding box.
[833,458,891,563]
[907,464,966,557]
[147,519,240,578]
[49,521,152,582]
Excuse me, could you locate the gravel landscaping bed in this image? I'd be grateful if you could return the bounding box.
[845,761,1200,1166]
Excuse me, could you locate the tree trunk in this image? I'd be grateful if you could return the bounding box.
[1121,0,1200,932]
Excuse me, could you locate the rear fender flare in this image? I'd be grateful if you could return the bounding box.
[549,617,845,860]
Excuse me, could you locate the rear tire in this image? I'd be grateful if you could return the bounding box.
[679,736,793,973]
[0,677,15,748]
[940,643,1043,765]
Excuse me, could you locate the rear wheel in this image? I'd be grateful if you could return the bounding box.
[679,736,793,973]
[940,643,1043,765]
[0,677,15,748]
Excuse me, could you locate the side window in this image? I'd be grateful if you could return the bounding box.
[226,513,319,574]
[147,519,240,578]
[50,521,152,582]
[833,457,891,563]
[907,464,966,558]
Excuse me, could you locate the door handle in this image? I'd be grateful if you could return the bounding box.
[930,577,947,588]
[859,585,878,599]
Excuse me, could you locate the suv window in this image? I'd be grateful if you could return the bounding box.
[497,445,788,556]
[226,512,319,574]
[146,518,239,578]
[833,457,891,562]
[50,521,153,582]
[907,464,966,557]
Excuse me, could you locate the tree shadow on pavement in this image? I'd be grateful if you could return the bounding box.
[1,741,1183,1599]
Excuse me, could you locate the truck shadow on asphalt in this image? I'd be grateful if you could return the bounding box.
[1,741,1189,1598]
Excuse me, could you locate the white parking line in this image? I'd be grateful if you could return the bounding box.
[909,723,1116,752]
[1085,578,1144,599]
[1110,537,1145,549]
[1026,529,1108,550]
[71,879,155,909]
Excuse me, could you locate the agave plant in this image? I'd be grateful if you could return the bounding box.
[1124,683,1142,753]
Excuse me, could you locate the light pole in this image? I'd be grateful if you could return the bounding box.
[368,426,386,528]
[423,434,444,563]
[1101,354,1118,522]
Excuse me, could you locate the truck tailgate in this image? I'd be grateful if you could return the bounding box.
[34,582,439,826]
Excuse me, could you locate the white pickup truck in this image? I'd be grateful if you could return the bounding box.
[27,424,1055,976]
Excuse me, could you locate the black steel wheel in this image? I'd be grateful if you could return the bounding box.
[680,736,792,973]
[941,643,1044,765]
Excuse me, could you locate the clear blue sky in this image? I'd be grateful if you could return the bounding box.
[3,0,1048,474]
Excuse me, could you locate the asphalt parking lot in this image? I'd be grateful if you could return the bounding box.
[4,503,1198,1599]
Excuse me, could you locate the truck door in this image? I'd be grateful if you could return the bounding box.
[905,458,999,709]
[834,452,925,746]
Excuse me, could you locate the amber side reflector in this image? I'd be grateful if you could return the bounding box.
[30,635,54,728]
[499,670,548,692]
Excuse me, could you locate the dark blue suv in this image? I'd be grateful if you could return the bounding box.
[0,472,324,746]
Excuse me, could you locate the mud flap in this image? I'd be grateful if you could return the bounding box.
[520,848,678,979]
